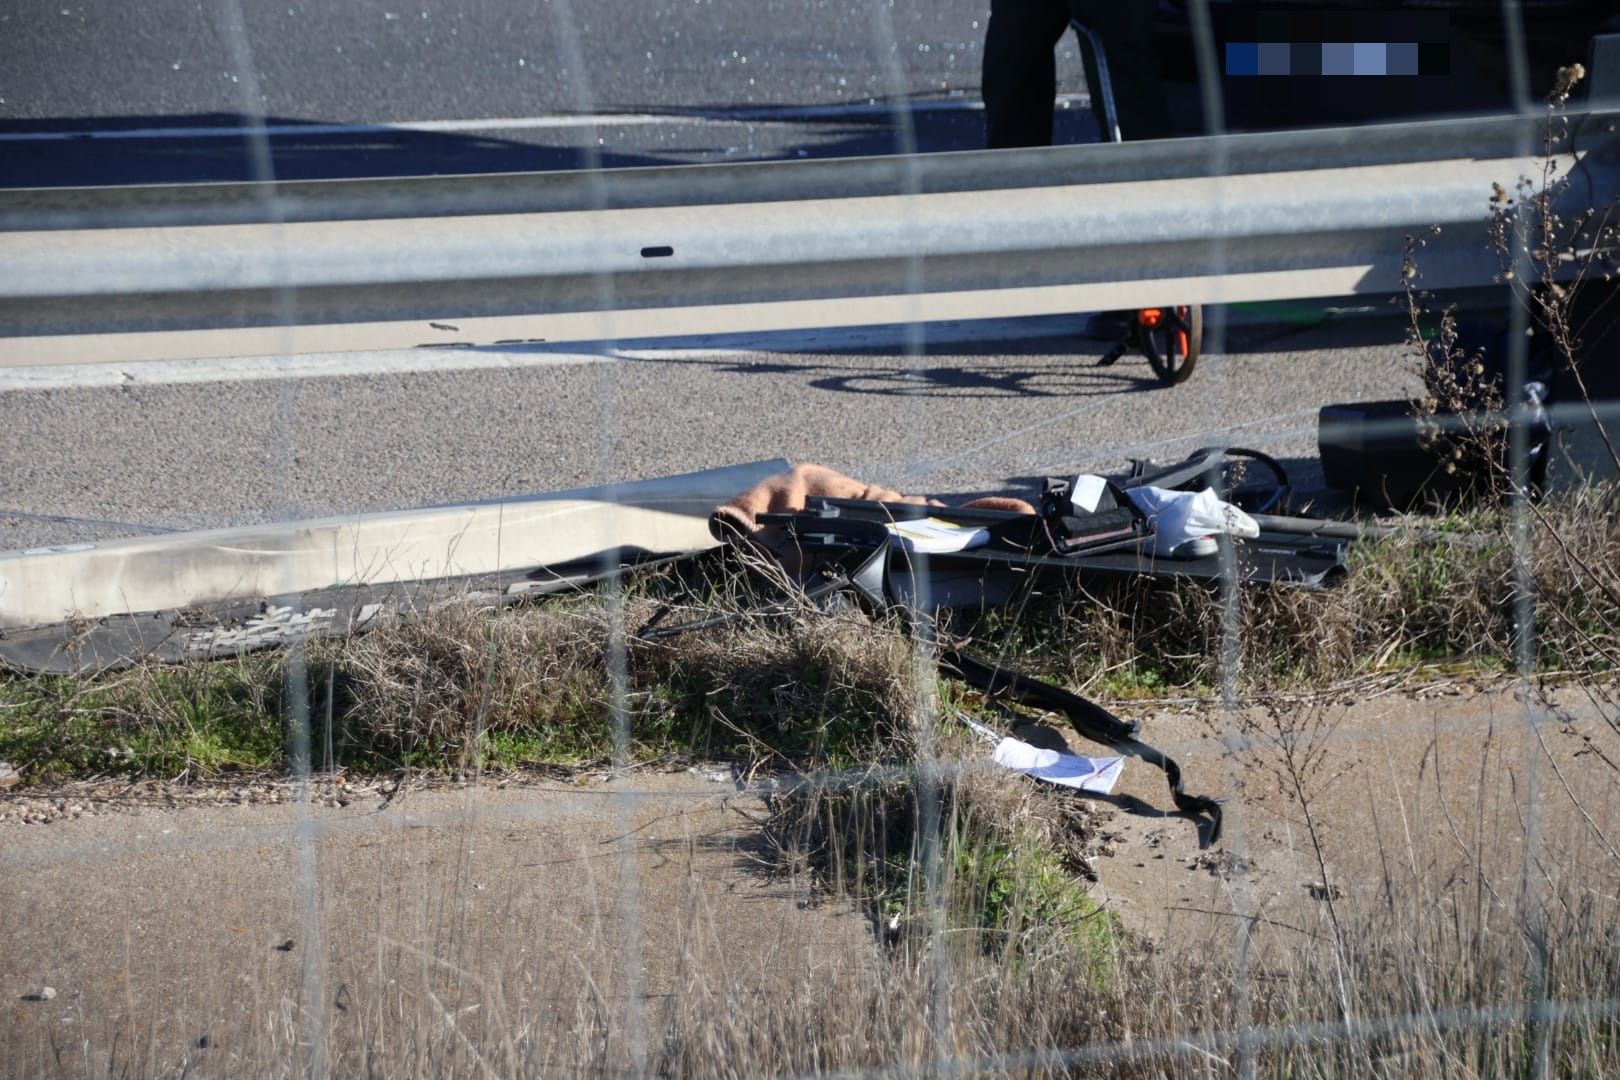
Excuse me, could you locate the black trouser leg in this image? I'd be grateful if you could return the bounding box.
[983,0,1071,148]
[1069,1,1171,142]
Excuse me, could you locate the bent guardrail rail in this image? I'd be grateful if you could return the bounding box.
[0,459,788,672]
[1,104,1617,369]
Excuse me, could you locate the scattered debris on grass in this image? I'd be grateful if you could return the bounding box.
[3,487,1618,791]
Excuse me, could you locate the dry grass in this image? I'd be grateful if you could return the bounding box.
[8,496,1620,1077]
[51,801,1620,1078]
[331,598,617,766]
[319,580,928,773]
[644,884,1620,1078]
[627,593,922,767]
[959,486,1620,695]
[6,489,1620,781]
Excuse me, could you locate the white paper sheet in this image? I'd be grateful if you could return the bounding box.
[885,516,990,553]
[991,737,1123,794]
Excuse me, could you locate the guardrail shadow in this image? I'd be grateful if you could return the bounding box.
[0,104,1099,188]
[0,113,679,187]
[468,306,1421,405]
[602,325,1163,400]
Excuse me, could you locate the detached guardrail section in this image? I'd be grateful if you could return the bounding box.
[2,103,1618,368]
[0,460,789,672]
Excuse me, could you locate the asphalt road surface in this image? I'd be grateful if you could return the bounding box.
[0,308,1425,552]
[0,0,1103,186]
[0,0,1433,551]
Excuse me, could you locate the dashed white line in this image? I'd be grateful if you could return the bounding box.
[0,347,614,391]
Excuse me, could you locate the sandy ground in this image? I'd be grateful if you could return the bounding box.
[1094,681,1620,965]
[0,771,874,1074]
[3,680,1617,1073]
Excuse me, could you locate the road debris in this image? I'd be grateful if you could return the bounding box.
[1305,881,1344,901]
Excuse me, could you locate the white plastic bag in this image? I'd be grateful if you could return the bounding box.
[1125,484,1259,556]
[991,738,1123,794]
[1071,475,1259,557]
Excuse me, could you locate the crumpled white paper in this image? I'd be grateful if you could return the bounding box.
[991,738,1124,794]
[1126,485,1260,557]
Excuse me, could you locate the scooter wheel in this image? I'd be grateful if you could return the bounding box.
[1137,304,1202,386]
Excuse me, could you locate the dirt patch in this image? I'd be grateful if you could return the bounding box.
[1073,681,1620,961]
[0,771,874,1073]
[5,680,1618,1073]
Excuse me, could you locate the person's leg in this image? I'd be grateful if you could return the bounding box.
[1068,1,1172,141]
[983,0,1073,148]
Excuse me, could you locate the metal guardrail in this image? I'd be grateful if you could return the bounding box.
[0,460,788,653]
[2,107,1617,369]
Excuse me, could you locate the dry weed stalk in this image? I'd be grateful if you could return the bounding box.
[1401,66,1620,773]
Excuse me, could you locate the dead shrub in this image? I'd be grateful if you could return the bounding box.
[628,599,921,765]
[332,598,614,766]
[322,586,926,770]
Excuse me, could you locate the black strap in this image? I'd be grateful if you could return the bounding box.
[636,540,1223,845]
[939,649,1222,844]
[1125,446,1290,515]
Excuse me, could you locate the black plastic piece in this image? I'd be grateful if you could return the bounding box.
[1125,446,1291,514]
[1318,399,1471,508]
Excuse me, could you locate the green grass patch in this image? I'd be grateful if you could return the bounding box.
[764,765,1114,969]
[1,658,285,782]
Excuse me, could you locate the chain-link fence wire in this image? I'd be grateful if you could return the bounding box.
[5,0,1620,1074]
[211,1,331,1069]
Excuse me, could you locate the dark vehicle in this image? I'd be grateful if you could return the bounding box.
[1148,0,1618,131]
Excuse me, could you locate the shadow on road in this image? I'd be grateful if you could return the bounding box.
[804,362,1152,399]
[0,104,1100,187]
[610,346,1161,400]
[0,112,672,186]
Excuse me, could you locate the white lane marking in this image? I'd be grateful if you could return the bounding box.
[0,347,613,390]
[0,95,1088,143]
[0,114,727,142]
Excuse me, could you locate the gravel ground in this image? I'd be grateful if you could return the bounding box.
[0,772,399,826]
